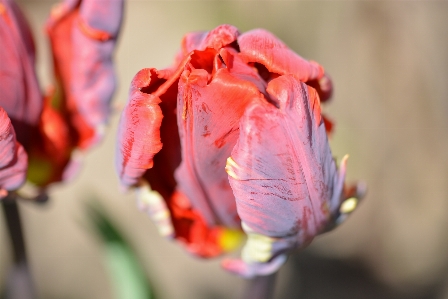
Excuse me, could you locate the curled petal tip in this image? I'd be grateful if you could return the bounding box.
[335,181,367,225]
[355,181,368,200]
[135,182,175,239]
[221,254,287,278]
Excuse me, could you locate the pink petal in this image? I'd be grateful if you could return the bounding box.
[237,29,333,102]
[116,68,164,187]
[174,48,266,227]
[46,0,124,149]
[0,0,42,147]
[73,0,124,128]
[0,108,28,196]
[174,24,240,67]
[238,29,324,82]
[227,75,342,246]
[181,24,239,54]
[116,51,193,190]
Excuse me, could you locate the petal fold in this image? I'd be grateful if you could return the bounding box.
[174,56,266,227]
[227,75,341,246]
[238,29,324,82]
[116,68,164,187]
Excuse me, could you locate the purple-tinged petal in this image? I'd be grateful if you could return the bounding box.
[174,49,266,228]
[116,51,192,190]
[73,0,124,130]
[237,29,333,102]
[0,107,27,197]
[238,29,324,82]
[116,68,165,188]
[0,0,42,148]
[227,75,341,244]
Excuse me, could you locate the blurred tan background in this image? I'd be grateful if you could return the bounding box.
[1,1,448,298]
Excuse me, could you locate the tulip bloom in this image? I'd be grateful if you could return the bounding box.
[116,25,364,277]
[1,0,123,188]
[25,0,124,186]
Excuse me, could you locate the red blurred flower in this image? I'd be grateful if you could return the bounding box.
[25,0,124,186]
[0,0,123,190]
[116,25,365,276]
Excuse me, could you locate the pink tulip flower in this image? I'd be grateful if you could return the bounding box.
[1,0,123,188]
[116,25,365,276]
[23,0,124,186]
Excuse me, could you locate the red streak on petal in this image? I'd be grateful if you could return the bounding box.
[77,17,112,41]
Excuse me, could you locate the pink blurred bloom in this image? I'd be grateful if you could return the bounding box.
[116,25,365,276]
[0,0,123,189]
[24,0,124,186]
[0,107,28,199]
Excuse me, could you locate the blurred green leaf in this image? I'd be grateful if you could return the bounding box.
[86,203,157,299]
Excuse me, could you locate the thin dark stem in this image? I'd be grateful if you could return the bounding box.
[243,272,278,299]
[2,196,26,264]
[2,194,36,299]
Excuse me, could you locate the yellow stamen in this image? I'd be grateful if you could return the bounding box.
[340,197,358,214]
[218,228,244,252]
[225,157,240,180]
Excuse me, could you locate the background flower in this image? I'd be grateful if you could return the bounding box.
[25,0,124,187]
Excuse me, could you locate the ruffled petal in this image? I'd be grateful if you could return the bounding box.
[227,75,341,245]
[116,68,165,187]
[238,29,323,82]
[181,24,239,54]
[174,49,266,228]
[0,107,28,197]
[174,24,240,67]
[238,29,333,102]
